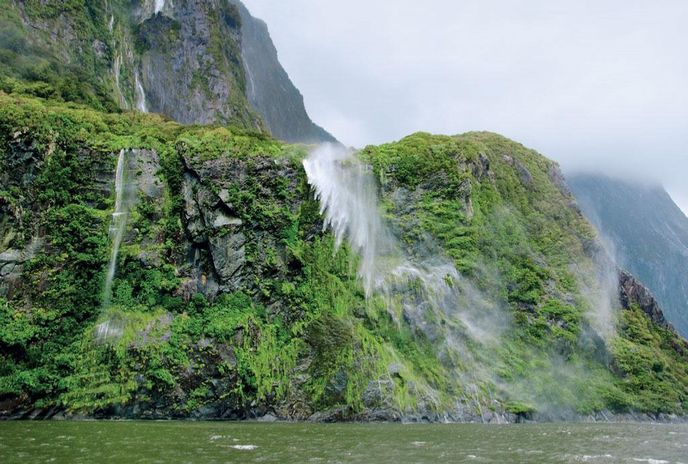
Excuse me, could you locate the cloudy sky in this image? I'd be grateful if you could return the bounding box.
[244,0,688,212]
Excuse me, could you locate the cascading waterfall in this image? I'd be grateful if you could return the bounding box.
[303,144,494,336]
[97,149,139,342]
[135,71,148,113]
[303,145,396,295]
[113,53,128,109]
[102,149,137,309]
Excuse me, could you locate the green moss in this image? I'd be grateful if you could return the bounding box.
[2,92,688,418]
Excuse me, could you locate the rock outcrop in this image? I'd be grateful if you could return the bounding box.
[619,270,671,330]
[569,174,688,337]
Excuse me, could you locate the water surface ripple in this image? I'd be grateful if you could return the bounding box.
[1,422,686,464]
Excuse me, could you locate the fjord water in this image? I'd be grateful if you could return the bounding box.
[0,422,686,463]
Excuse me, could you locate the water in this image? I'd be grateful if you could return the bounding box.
[154,0,166,14]
[102,150,137,309]
[303,144,502,342]
[135,72,148,113]
[0,422,685,463]
[304,144,393,296]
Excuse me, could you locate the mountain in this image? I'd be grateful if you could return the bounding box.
[0,0,335,143]
[1,92,687,420]
[568,174,688,337]
[233,1,337,144]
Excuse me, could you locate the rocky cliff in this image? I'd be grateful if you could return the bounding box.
[0,0,335,143]
[1,93,687,421]
[231,1,337,144]
[569,174,688,337]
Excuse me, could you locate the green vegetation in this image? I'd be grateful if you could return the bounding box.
[1,91,687,420]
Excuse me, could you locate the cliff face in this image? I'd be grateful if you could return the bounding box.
[0,0,334,143]
[568,174,688,337]
[231,1,337,144]
[1,94,687,421]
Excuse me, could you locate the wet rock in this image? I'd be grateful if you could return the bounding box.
[129,149,164,199]
[209,232,246,288]
[0,238,42,297]
[362,379,395,409]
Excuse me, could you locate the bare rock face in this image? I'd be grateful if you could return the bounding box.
[0,239,42,298]
[178,150,303,299]
[619,270,671,330]
[137,0,261,129]
[209,232,246,288]
[230,0,337,144]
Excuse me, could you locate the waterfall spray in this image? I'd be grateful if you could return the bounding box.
[303,145,394,295]
[304,144,502,341]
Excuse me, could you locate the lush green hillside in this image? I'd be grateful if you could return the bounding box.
[1,91,687,421]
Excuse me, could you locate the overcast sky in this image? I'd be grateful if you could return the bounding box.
[244,0,688,213]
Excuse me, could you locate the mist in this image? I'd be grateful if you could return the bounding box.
[244,0,688,212]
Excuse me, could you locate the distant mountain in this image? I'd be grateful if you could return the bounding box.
[0,0,335,144]
[232,1,337,144]
[568,174,688,336]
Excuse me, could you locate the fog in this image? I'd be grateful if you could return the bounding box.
[244,0,688,212]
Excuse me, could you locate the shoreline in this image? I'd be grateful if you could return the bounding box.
[3,407,687,425]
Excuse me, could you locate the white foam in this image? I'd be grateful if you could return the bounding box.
[230,445,257,450]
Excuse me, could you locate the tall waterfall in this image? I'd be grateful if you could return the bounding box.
[304,144,501,340]
[135,71,148,113]
[102,149,137,309]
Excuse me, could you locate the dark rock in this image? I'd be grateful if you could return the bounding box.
[619,270,671,329]
[209,232,246,288]
[471,152,491,179]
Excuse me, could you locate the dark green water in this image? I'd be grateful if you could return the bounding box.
[0,421,686,463]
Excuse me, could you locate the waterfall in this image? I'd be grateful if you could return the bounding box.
[135,71,148,113]
[304,144,501,340]
[113,53,127,109]
[303,144,395,295]
[303,145,459,302]
[154,0,166,14]
[102,149,137,309]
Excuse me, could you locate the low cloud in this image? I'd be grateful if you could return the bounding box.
[245,0,688,211]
